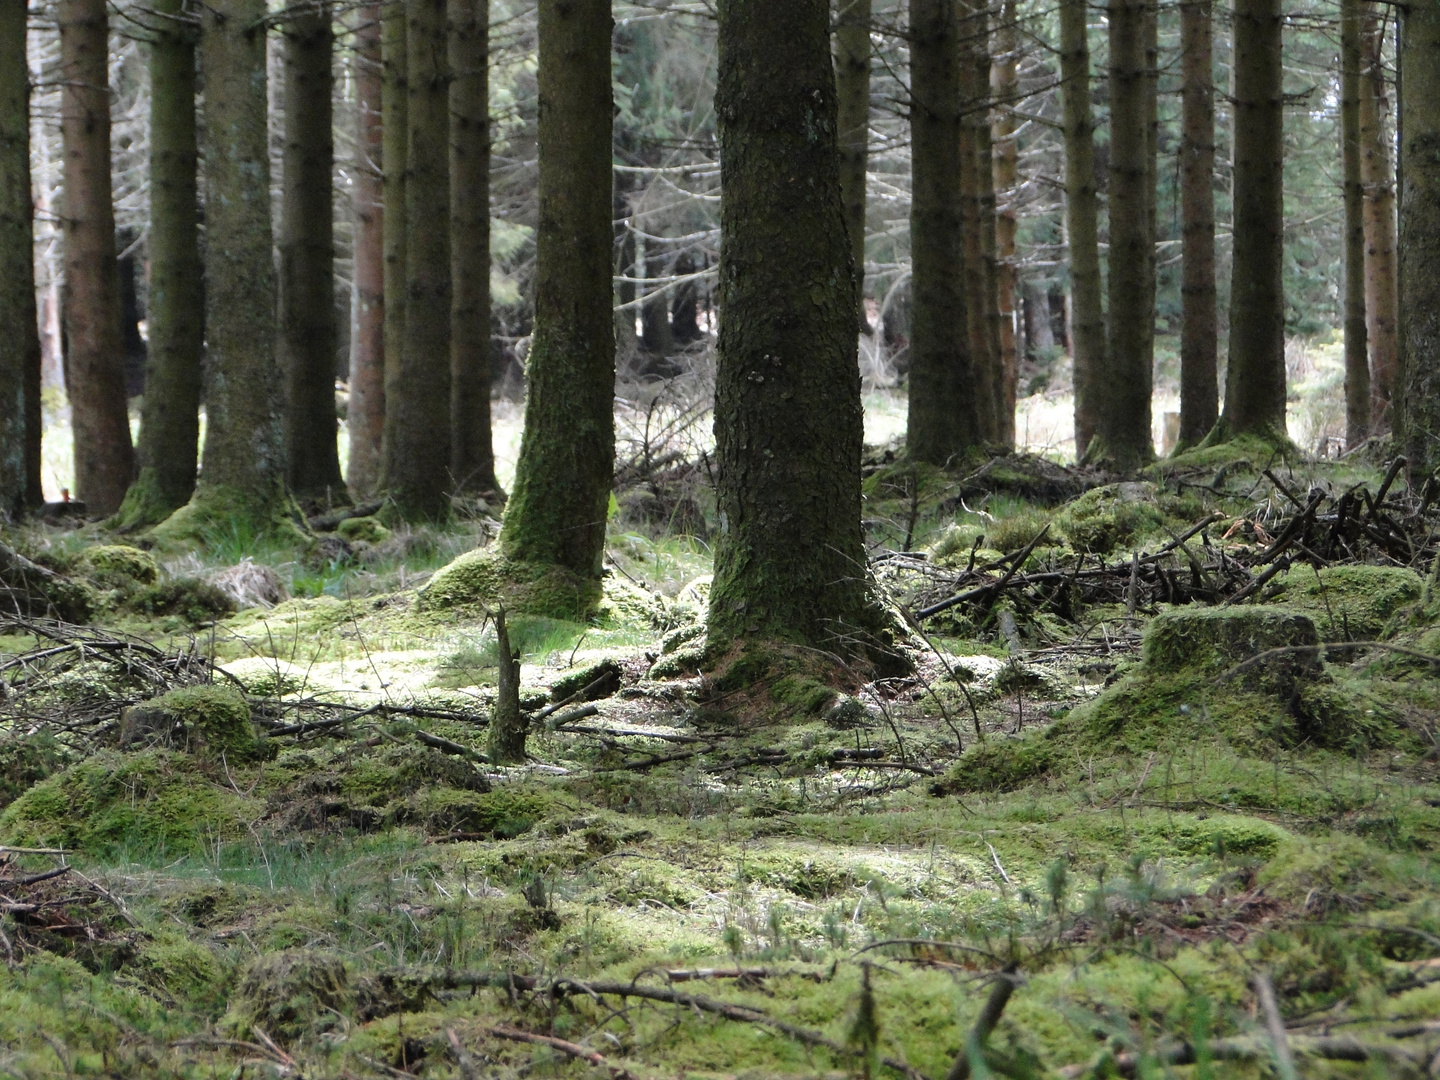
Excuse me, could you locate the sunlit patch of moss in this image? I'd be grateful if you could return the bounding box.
[77,544,159,589]
[120,684,269,762]
[419,546,601,621]
[124,930,226,1012]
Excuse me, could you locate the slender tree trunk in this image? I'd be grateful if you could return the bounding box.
[959,3,999,442]
[488,608,526,763]
[907,0,981,462]
[1221,0,1286,439]
[1059,0,1104,457]
[835,0,872,333]
[1142,0,1158,407]
[380,5,407,482]
[347,5,385,498]
[117,0,203,528]
[614,175,637,354]
[59,0,134,515]
[671,252,702,343]
[0,0,36,518]
[1341,0,1369,448]
[974,12,1005,444]
[449,0,497,496]
[1178,0,1217,448]
[708,0,886,656]
[280,3,344,508]
[1095,0,1153,467]
[1399,0,1440,479]
[991,0,1020,446]
[640,247,674,356]
[1360,6,1398,434]
[384,0,452,518]
[498,0,614,586]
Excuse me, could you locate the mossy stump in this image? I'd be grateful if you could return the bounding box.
[1143,606,1321,690]
[119,684,268,761]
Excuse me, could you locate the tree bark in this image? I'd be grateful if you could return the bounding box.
[347,4,385,498]
[488,607,526,763]
[1221,0,1287,440]
[1360,6,1398,435]
[1059,0,1104,457]
[0,0,37,518]
[384,0,452,519]
[1341,0,1369,448]
[1178,0,1217,448]
[1095,0,1154,468]
[974,8,1005,444]
[640,246,674,357]
[907,0,981,462]
[380,4,407,484]
[498,0,614,580]
[59,0,134,515]
[449,0,497,496]
[835,0,872,333]
[1399,0,1440,479]
[708,0,885,656]
[991,0,1020,446]
[959,2,1000,442]
[280,2,344,508]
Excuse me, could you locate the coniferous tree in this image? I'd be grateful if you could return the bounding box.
[1178,0,1217,448]
[959,3,999,441]
[835,0,872,333]
[1360,6,1398,433]
[380,5,407,476]
[991,0,1020,443]
[59,0,134,515]
[1341,0,1369,447]
[348,4,385,498]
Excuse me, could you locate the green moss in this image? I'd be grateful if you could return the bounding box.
[1257,835,1410,913]
[648,640,707,679]
[1152,432,1298,475]
[1270,564,1425,641]
[941,728,1060,792]
[393,788,555,838]
[128,931,225,1011]
[596,575,669,629]
[418,547,601,620]
[550,658,622,702]
[1054,482,1178,555]
[986,506,1057,555]
[148,483,311,549]
[120,684,268,761]
[224,949,354,1043]
[77,544,159,589]
[336,515,391,544]
[0,733,72,809]
[1142,605,1320,681]
[125,576,236,624]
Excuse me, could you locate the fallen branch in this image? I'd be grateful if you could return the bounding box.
[489,1025,636,1080]
[945,966,1021,1080]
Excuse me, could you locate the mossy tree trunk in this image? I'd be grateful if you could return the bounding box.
[1178,0,1217,449]
[1059,0,1104,458]
[835,0,872,334]
[0,0,37,519]
[380,5,407,485]
[280,2,345,509]
[449,0,498,497]
[347,4,385,498]
[116,0,203,529]
[1399,0,1440,479]
[1360,6,1398,435]
[59,0,134,515]
[906,0,981,462]
[1221,0,1287,440]
[991,0,1020,446]
[708,0,884,656]
[384,0,452,519]
[498,0,614,580]
[1341,0,1369,448]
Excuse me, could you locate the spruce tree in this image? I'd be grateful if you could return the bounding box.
[1178,0,1217,448]
[835,0,872,334]
[380,5,407,481]
[1340,0,1369,448]
[348,4,385,498]
[991,0,1021,444]
[1360,6,1398,434]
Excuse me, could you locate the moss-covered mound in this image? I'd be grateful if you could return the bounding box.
[119,684,268,761]
[77,545,159,589]
[1054,482,1205,555]
[1269,564,1424,641]
[224,949,354,1043]
[418,547,601,621]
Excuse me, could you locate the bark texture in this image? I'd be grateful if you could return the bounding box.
[1059,0,1104,457]
[959,3,1000,441]
[835,0,872,333]
[1360,7,1398,434]
[347,4,385,497]
[1178,0,1217,448]
[280,3,345,507]
[1221,0,1287,439]
[498,0,614,577]
[708,0,882,653]
[59,0,134,515]
[1341,0,1369,448]
[0,0,36,518]
[488,608,526,763]
[384,0,452,519]
[907,0,980,462]
[449,0,497,496]
[380,5,407,479]
[991,0,1020,445]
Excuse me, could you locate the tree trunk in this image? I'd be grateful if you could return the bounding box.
[498,0,614,583]
[487,607,526,763]
[1142,0,1158,411]
[907,0,981,462]
[347,4,385,498]
[449,0,497,496]
[959,3,999,442]
[1360,6,1398,434]
[1341,0,1369,448]
[708,0,885,656]
[991,0,1020,446]
[384,0,452,519]
[1399,0,1440,479]
[671,252,703,343]
[974,10,1006,444]
[380,4,407,483]
[0,0,36,518]
[640,247,674,357]
[1059,0,1104,457]
[1095,0,1153,468]
[280,3,344,509]
[1178,0,1217,448]
[59,0,134,516]
[835,0,872,333]
[1221,0,1286,440]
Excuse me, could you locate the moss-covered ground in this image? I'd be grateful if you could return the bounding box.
[1,443,1439,1077]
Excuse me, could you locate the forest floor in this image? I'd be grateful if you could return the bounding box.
[0,427,1438,1079]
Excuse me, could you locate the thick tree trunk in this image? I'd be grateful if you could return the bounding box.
[708,0,884,655]
[1095,0,1153,468]
[449,0,497,496]
[835,0,872,333]
[959,3,999,442]
[1178,0,1217,448]
[380,5,407,481]
[384,0,452,519]
[1059,0,1104,457]
[1341,0,1369,448]
[117,0,203,529]
[991,0,1020,446]
[347,4,385,498]
[498,0,614,579]
[1360,6,1398,435]
[280,3,344,508]
[1221,0,1287,440]
[59,0,134,515]
[907,0,981,462]
[0,0,37,518]
[1399,0,1440,478]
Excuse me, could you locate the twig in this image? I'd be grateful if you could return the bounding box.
[945,966,1021,1080]
[490,1026,635,1080]
[1254,971,1299,1080]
